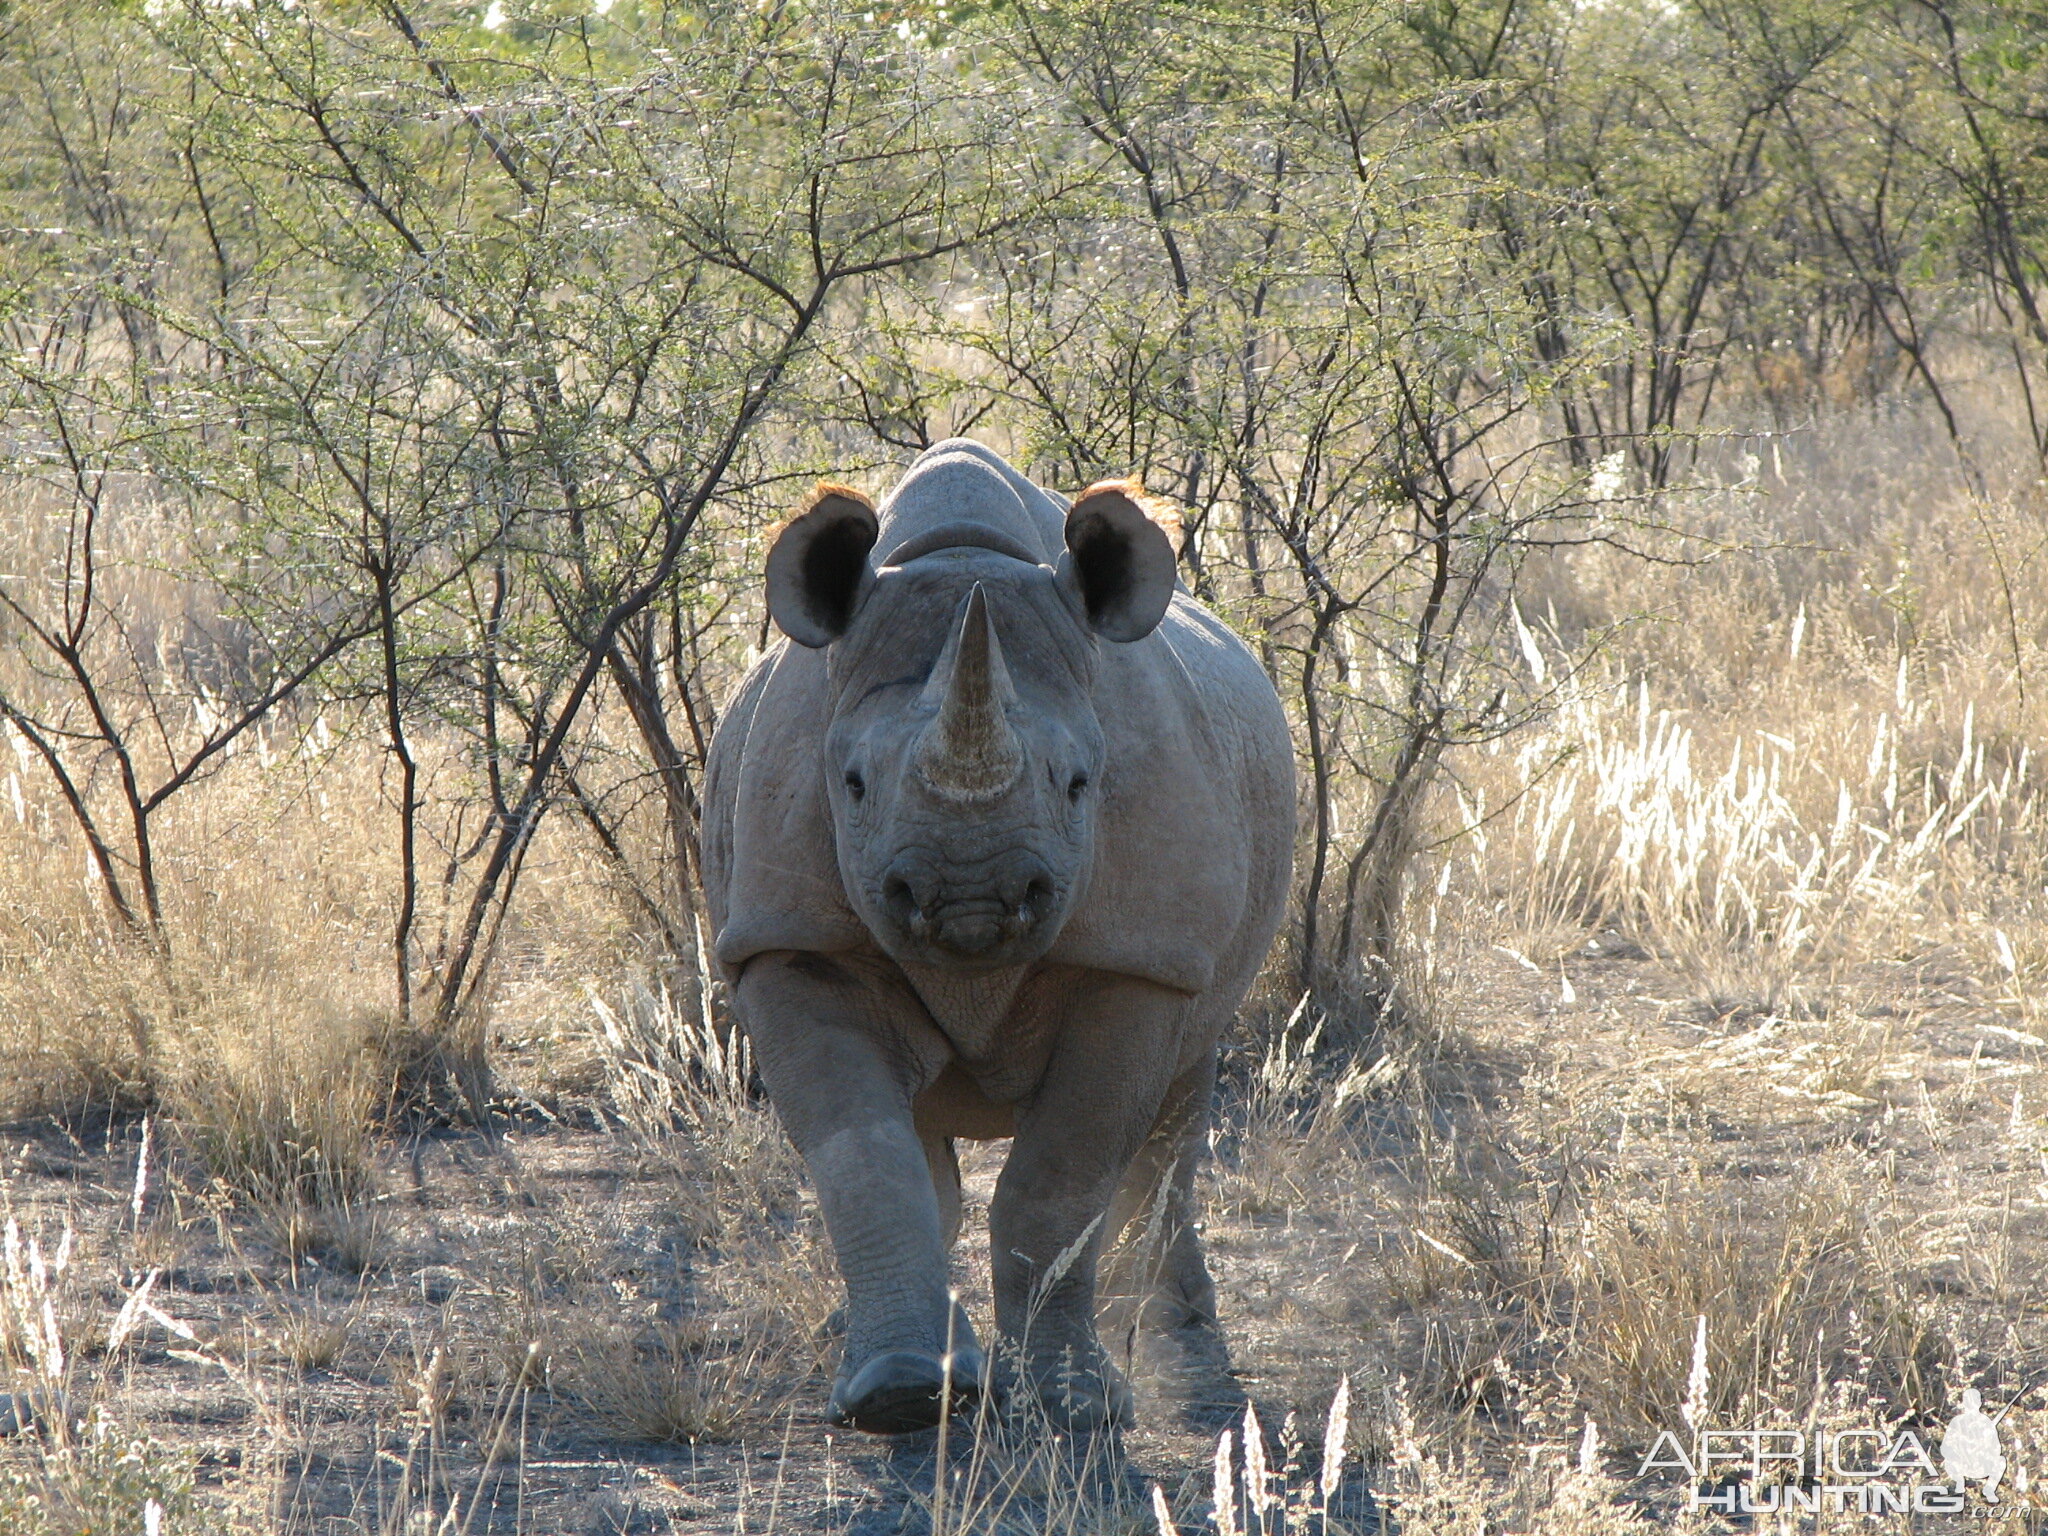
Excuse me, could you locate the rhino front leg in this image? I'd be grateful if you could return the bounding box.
[989,976,1184,1431]
[738,953,983,1433]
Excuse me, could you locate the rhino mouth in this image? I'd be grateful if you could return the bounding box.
[883,878,1058,960]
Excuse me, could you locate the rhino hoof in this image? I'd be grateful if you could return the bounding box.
[1023,1367,1132,1433]
[829,1349,988,1435]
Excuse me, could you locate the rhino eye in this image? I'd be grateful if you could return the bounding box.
[1067,772,1089,803]
[844,770,866,801]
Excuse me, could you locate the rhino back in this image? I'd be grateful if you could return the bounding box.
[874,439,1070,564]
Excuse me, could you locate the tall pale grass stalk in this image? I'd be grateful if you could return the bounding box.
[1458,669,2042,1011]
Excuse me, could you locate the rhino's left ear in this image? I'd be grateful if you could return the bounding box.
[766,484,879,647]
[1057,479,1178,642]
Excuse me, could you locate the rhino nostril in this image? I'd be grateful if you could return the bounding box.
[882,874,920,928]
[1021,876,1054,921]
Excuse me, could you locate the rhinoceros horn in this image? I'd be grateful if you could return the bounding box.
[914,584,1023,802]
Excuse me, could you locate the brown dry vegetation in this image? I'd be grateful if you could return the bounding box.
[5,402,2048,1533]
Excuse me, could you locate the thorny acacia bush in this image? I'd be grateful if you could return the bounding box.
[7,0,2043,1099]
[0,0,1045,1111]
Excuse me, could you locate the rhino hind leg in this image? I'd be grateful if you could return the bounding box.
[921,1127,964,1251]
[1098,1053,1245,1427]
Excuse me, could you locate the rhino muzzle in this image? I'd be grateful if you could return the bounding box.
[881,858,1060,959]
[912,584,1023,803]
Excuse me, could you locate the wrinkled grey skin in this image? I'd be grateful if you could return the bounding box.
[702,440,1294,1435]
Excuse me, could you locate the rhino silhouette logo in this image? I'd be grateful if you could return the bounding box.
[1941,1389,2006,1500]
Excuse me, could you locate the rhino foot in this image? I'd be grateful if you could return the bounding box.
[1128,1318,1244,1431]
[829,1347,989,1435]
[1007,1356,1134,1434]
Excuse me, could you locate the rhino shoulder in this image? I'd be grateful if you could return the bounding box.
[1050,594,1295,996]
[704,644,868,973]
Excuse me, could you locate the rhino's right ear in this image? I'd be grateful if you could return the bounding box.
[766,485,879,647]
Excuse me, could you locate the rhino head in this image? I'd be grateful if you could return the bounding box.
[763,476,1178,970]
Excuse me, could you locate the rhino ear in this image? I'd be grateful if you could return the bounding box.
[766,485,879,647]
[1057,479,1178,642]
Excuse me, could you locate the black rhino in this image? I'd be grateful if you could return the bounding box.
[702,440,1293,1434]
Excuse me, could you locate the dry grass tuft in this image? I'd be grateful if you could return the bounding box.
[1461,413,2048,1018]
[264,1297,357,1374]
[170,1003,383,1274]
[560,979,841,1442]
[1559,1166,1947,1437]
[0,1214,209,1535]
[589,973,807,1237]
[1212,994,1411,1223]
[1455,668,2042,1015]
[565,1316,801,1444]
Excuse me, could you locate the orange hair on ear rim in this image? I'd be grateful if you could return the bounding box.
[768,481,876,544]
[802,481,875,512]
[1076,476,1184,555]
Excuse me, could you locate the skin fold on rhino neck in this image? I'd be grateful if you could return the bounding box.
[895,960,1032,1058]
